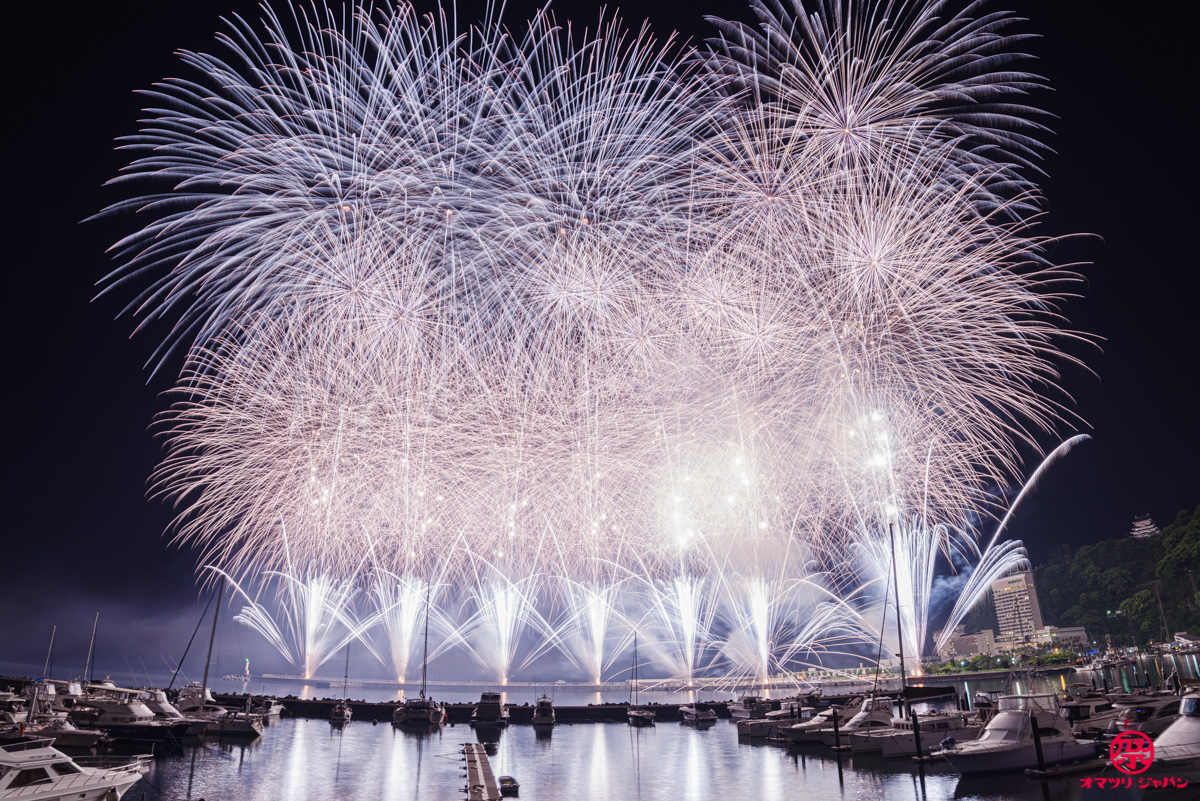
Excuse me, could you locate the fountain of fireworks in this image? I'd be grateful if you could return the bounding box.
[219,564,375,679]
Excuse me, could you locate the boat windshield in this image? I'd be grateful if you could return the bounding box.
[862,698,893,713]
[979,720,1022,742]
[998,695,1053,713]
[1181,697,1199,716]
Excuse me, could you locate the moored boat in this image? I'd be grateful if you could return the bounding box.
[627,635,655,727]
[472,693,509,727]
[1105,693,1181,737]
[1059,695,1120,736]
[780,706,849,743]
[876,711,980,758]
[729,696,772,721]
[939,694,1099,775]
[737,698,812,737]
[0,737,148,799]
[816,696,894,747]
[393,583,445,728]
[680,703,718,724]
[531,695,555,728]
[1151,694,1200,768]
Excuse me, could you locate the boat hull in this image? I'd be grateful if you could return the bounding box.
[942,740,1099,775]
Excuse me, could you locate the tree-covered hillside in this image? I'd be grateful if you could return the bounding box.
[1035,505,1198,646]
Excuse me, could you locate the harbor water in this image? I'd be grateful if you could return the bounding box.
[124,654,1197,800]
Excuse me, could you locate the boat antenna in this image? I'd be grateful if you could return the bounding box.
[342,642,351,701]
[42,625,56,679]
[83,613,99,684]
[420,582,432,700]
[169,588,216,690]
[201,575,224,709]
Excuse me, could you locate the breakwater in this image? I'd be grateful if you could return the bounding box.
[224,694,733,723]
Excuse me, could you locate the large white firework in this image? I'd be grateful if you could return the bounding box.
[105,0,1086,680]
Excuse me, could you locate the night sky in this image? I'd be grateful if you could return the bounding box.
[3,0,1195,679]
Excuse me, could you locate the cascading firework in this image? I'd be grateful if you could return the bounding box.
[101,0,1089,681]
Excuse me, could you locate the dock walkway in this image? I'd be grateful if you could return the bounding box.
[462,743,501,801]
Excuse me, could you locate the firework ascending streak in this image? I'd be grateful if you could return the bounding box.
[103,0,1088,680]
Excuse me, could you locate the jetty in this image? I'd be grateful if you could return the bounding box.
[462,743,502,801]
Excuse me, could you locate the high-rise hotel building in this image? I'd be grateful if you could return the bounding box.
[991,572,1044,637]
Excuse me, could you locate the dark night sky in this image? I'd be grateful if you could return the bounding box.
[2,0,1196,677]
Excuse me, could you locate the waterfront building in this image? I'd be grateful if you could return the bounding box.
[995,625,1088,653]
[991,572,1044,638]
[1129,514,1161,538]
[936,625,997,659]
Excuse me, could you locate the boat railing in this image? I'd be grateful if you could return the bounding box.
[0,737,56,753]
[73,753,153,771]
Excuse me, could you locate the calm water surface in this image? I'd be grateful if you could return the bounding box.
[82,654,1200,799]
[138,715,1097,801]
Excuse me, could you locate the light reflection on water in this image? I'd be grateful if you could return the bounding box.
[137,713,1099,801]
[135,656,1199,800]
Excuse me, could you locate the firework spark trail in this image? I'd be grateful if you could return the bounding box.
[103,0,1090,679]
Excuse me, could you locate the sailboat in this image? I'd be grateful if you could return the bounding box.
[181,577,264,737]
[627,633,655,726]
[331,644,353,723]
[393,585,445,726]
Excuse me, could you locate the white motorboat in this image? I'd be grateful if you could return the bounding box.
[737,699,812,737]
[0,717,109,751]
[679,703,718,724]
[780,706,850,743]
[1106,693,1181,737]
[939,694,1099,775]
[174,685,263,737]
[729,696,772,721]
[1059,695,1120,736]
[67,684,192,743]
[0,737,147,800]
[876,711,980,758]
[0,698,27,726]
[530,695,555,728]
[816,696,894,746]
[472,693,509,727]
[254,699,285,718]
[1151,694,1200,768]
[136,688,207,736]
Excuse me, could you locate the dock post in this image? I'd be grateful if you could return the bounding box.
[909,700,923,759]
[832,708,841,748]
[1029,712,1046,773]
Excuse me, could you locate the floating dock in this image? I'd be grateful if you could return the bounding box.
[462,743,502,801]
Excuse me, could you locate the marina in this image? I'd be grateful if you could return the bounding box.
[2,657,1198,800]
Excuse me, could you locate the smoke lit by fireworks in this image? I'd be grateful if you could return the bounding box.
[100,0,1088,681]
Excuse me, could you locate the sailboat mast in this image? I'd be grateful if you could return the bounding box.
[201,577,224,706]
[43,625,56,678]
[632,633,638,706]
[83,613,99,683]
[888,519,908,701]
[342,644,351,701]
[420,583,431,699]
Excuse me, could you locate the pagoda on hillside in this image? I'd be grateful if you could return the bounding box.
[1129,513,1161,539]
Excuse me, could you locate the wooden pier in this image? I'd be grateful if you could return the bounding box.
[462,743,502,801]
